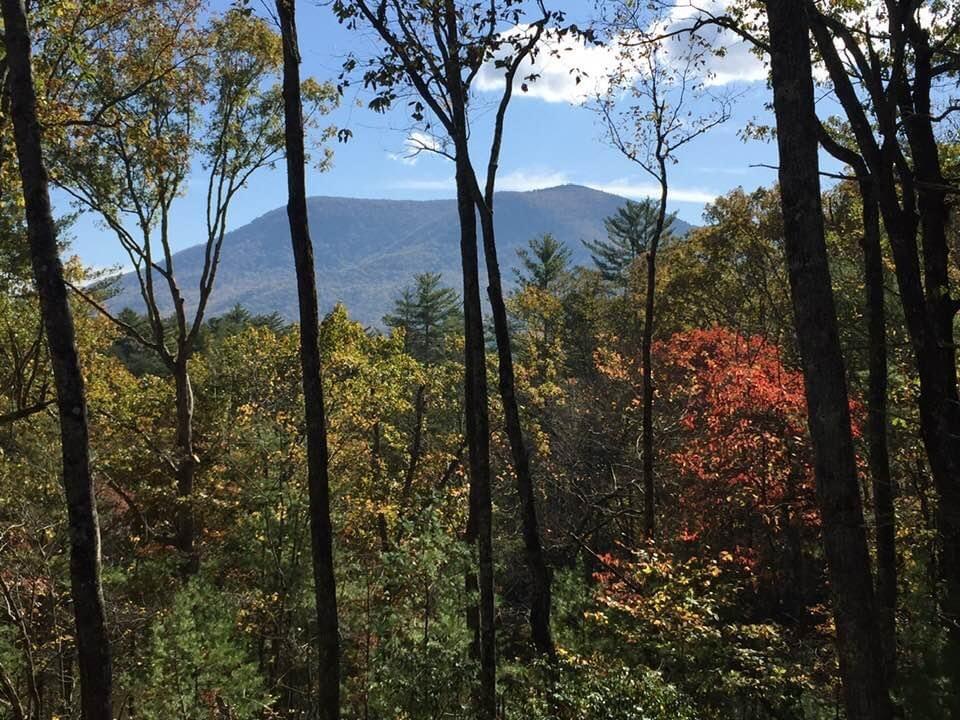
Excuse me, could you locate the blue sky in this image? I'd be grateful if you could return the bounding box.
[63,1,795,270]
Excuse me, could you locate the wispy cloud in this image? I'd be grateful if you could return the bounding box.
[654,2,768,87]
[474,4,768,106]
[474,27,628,105]
[388,131,448,165]
[390,169,717,204]
[497,169,572,191]
[584,180,717,204]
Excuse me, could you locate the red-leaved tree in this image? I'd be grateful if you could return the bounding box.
[661,329,816,545]
[598,327,863,617]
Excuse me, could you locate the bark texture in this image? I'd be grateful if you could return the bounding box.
[454,146,497,720]
[808,7,960,692]
[475,198,554,656]
[764,2,892,718]
[1,1,114,717]
[275,2,340,717]
[860,179,897,683]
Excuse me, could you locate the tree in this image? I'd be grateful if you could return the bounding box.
[803,3,960,693]
[657,187,792,345]
[656,328,820,612]
[677,0,960,690]
[333,2,496,701]
[384,272,461,364]
[516,234,571,292]
[763,1,892,716]
[1,0,113,717]
[275,0,340,717]
[511,235,572,382]
[52,1,337,574]
[819,146,898,682]
[333,1,574,694]
[469,17,559,660]
[596,5,731,540]
[584,200,674,287]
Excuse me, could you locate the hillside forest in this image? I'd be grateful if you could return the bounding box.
[2,1,960,720]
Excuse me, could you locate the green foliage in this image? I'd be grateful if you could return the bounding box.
[659,187,790,342]
[515,233,573,291]
[384,272,462,364]
[583,199,676,286]
[341,513,476,719]
[512,655,697,720]
[137,579,271,720]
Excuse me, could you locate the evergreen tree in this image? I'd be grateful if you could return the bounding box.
[109,308,170,377]
[384,272,462,364]
[204,304,287,343]
[584,199,676,285]
[515,233,572,290]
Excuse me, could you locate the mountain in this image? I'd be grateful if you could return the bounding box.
[107,184,694,326]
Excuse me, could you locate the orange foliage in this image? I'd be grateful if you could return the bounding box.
[656,328,830,557]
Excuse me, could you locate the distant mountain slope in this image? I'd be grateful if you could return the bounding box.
[107,184,694,326]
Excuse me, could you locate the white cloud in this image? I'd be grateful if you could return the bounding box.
[585,179,717,204]
[389,131,448,165]
[474,27,628,104]
[649,1,767,87]
[496,169,572,191]
[473,4,767,105]
[390,170,717,204]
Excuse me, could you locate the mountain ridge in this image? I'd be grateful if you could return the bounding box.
[107,184,694,325]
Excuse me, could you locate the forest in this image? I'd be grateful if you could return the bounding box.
[1,0,959,719]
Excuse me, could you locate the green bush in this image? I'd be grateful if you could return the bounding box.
[137,579,271,720]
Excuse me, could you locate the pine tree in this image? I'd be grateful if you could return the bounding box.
[384,272,462,364]
[515,233,572,290]
[584,199,676,285]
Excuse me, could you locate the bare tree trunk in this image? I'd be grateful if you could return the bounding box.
[641,172,669,540]
[402,384,426,501]
[476,204,555,657]
[468,11,553,657]
[173,363,198,575]
[275,2,340,718]
[454,147,496,720]
[817,128,898,686]
[860,178,897,683]
[808,9,960,691]
[764,2,892,718]
[435,4,496,713]
[897,24,960,695]
[1,2,113,718]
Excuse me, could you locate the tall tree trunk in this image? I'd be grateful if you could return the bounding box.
[275,2,340,718]
[897,22,960,696]
[860,178,897,683]
[476,204,554,656]
[1,1,114,719]
[641,172,669,540]
[763,2,892,718]
[880,187,960,707]
[402,384,426,501]
[174,363,198,575]
[455,147,496,720]
[437,5,496,714]
[808,9,960,690]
